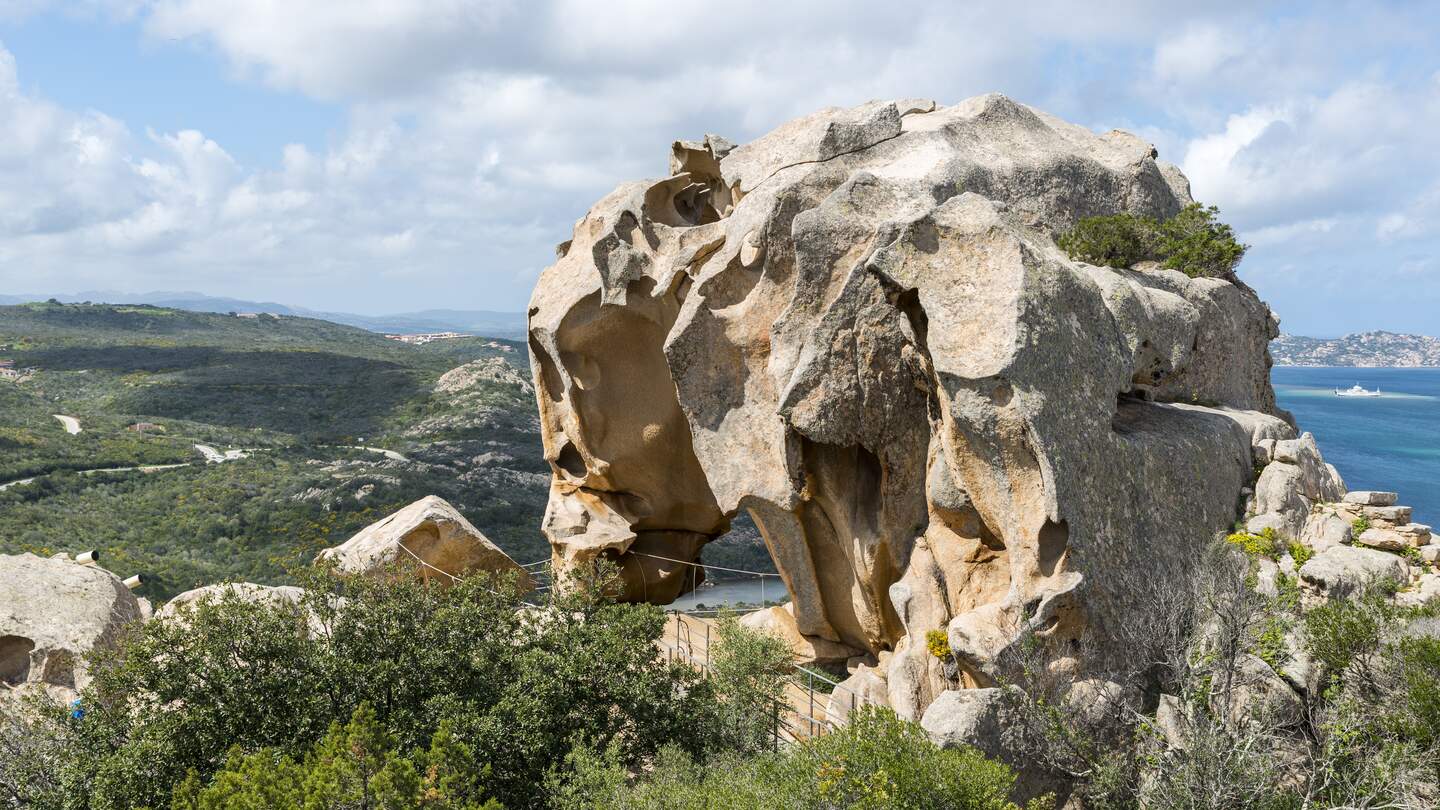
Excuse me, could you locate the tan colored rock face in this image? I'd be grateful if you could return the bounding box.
[317,495,531,589]
[529,94,1289,711]
[0,553,144,698]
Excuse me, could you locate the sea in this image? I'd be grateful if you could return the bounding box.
[1273,366,1440,528]
[675,367,1440,610]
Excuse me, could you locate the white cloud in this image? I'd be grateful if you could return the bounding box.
[0,2,1438,329]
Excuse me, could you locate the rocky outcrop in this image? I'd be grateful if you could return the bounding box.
[160,582,309,616]
[0,554,144,698]
[525,94,1415,722]
[317,495,532,589]
[1299,539,1412,598]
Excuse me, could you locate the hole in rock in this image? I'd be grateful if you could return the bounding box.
[0,635,35,686]
[556,441,588,479]
[1037,519,1069,577]
[669,511,784,614]
[529,337,565,403]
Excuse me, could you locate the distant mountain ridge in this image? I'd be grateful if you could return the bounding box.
[0,291,526,338]
[1272,331,1440,367]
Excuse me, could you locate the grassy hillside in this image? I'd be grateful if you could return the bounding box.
[0,302,547,599]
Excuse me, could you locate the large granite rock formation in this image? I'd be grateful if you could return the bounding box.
[0,553,144,698]
[526,94,1345,720]
[317,495,532,589]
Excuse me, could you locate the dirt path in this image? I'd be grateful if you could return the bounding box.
[52,414,81,435]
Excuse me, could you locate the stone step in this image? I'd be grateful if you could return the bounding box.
[1356,527,1421,552]
[1397,523,1433,544]
[1343,491,1398,506]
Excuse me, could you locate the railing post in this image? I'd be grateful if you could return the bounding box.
[808,670,815,736]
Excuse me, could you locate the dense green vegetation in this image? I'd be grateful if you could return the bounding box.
[1056,203,1248,279]
[561,708,1044,809]
[0,567,930,809]
[0,303,547,599]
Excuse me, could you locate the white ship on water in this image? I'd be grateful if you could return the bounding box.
[1334,383,1382,398]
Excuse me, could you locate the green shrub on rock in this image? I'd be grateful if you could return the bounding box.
[1056,203,1248,279]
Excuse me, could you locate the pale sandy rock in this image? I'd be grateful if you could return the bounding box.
[1420,545,1440,565]
[825,663,889,727]
[739,603,862,668]
[1365,505,1413,527]
[1299,545,1410,597]
[920,686,1021,757]
[1252,439,1276,466]
[528,93,1308,715]
[1356,527,1420,552]
[1398,523,1432,543]
[1065,677,1141,729]
[1344,490,1397,506]
[1154,694,1188,749]
[1219,654,1305,730]
[0,553,144,697]
[160,582,308,617]
[1251,433,1346,538]
[1300,511,1351,553]
[1246,513,1289,536]
[317,496,531,589]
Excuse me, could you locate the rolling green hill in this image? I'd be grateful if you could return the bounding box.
[0,302,549,599]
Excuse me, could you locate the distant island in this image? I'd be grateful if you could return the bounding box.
[1271,331,1440,367]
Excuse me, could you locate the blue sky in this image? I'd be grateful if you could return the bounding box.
[0,1,1436,336]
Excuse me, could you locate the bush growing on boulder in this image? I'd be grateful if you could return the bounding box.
[1056,203,1248,279]
[0,565,741,810]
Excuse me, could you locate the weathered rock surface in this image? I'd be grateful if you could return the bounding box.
[825,662,889,727]
[527,93,1327,718]
[739,602,863,668]
[920,685,1022,758]
[160,582,309,617]
[1343,490,1397,506]
[1299,545,1410,597]
[1249,432,1345,538]
[0,553,144,697]
[317,495,532,588]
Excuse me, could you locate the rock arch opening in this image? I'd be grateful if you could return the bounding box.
[0,634,35,686]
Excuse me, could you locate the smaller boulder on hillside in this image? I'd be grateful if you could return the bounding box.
[1298,544,1409,598]
[316,495,532,590]
[0,553,145,699]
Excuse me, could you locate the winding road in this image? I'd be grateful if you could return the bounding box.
[52,414,81,435]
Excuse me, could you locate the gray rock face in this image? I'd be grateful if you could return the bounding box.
[317,496,531,589]
[528,93,1290,714]
[1344,491,1397,506]
[1299,545,1410,597]
[920,685,1021,758]
[0,554,144,697]
[826,663,889,727]
[1250,432,1345,538]
[160,582,309,617]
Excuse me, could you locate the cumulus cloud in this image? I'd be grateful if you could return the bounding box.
[0,1,1437,329]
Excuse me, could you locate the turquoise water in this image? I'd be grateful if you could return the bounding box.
[1273,367,1440,526]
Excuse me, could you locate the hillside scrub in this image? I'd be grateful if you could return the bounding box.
[1055,203,1248,279]
[0,565,797,810]
[989,542,1440,809]
[555,707,1046,810]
